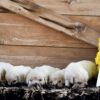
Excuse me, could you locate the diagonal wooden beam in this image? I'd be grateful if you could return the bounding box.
[0,0,100,47]
[12,0,85,31]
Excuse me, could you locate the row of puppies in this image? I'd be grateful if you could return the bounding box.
[0,60,97,87]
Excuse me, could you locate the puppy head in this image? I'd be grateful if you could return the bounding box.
[26,70,48,87]
[64,62,89,87]
[49,71,64,88]
[6,73,19,85]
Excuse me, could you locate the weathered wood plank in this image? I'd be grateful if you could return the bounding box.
[67,16,100,32]
[0,0,98,69]
[0,0,100,16]
[0,13,94,48]
[33,0,100,16]
[1,0,100,16]
[0,14,100,35]
[0,0,99,47]
[0,45,97,68]
[35,0,100,3]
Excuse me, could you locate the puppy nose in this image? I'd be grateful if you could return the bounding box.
[34,83,38,87]
[58,83,63,87]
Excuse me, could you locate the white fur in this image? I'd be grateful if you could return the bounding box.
[49,69,65,87]
[0,62,13,81]
[5,65,32,84]
[64,60,97,87]
[26,65,59,87]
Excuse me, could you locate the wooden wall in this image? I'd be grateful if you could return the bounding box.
[0,0,98,68]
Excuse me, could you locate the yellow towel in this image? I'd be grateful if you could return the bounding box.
[95,38,100,70]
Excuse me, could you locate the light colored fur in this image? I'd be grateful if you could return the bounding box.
[49,69,65,87]
[0,62,13,81]
[64,60,97,87]
[64,62,89,86]
[26,65,59,87]
[5,65,32,84]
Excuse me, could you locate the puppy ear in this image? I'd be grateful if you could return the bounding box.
[17,76,19,83]
[48,76,50,81]
[1,70,6,81]
[47,77,49,84]
[44,77,48,84]
[21,75,26,82]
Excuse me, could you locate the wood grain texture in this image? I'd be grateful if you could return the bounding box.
[33,0,100,16]
[0,13,95,48]
[0,0,100,26]
[0,45,97,68]
[0,0,100,16]
[0,0,99,47]
[67,16,100,32]
[0,0,98,67]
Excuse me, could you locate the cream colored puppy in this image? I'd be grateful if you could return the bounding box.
[64,60,97,87]
[26,65,60,87]
[5,65,32,85]
[49,69,65,88]
[0,62,13,81]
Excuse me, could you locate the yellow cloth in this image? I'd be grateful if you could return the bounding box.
[98,38,100,50]
[95,38,100,70]
[95,51,100,65]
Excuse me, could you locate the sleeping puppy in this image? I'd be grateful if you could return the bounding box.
[5,65,32,85]
[49,69,65,88]
[26,65,59,87]
[64,60,97,87]
[0,62,13,82]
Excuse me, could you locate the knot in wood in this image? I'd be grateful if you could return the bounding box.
[74,22,85,33]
